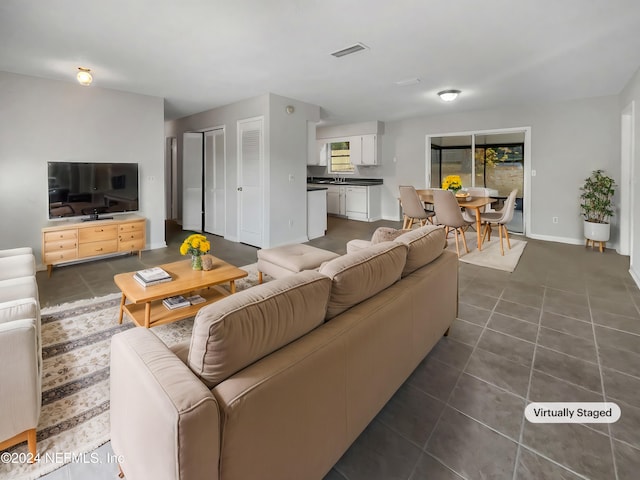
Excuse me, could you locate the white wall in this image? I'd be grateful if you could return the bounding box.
[620,66,640,286]
[0,71,166,264]
[268,94,321,246]
[380,96,620,245]
[165,93,320,248]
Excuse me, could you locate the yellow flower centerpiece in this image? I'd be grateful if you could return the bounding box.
[180,234,211,270]
[442,175,463,193]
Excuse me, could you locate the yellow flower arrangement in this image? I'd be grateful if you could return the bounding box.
[180,234,211,257]
[442,175,462,192]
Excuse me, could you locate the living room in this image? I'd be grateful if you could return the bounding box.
[2,1,640,479]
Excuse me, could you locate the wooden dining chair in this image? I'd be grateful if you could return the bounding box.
[399,185,435,229]
[432,189,473,257]
[480,189,518,255]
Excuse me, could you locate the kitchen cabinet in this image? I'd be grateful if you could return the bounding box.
[345,185,381,221]
[327,185,346,216]
[350,135,379,165]
[308,141,327,166]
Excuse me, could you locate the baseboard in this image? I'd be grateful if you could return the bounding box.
[630,266,640,289]
[525,233,585,246]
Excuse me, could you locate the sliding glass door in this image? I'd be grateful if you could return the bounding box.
[428,131,526,233]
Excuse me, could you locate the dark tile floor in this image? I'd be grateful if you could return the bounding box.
[38,218,640,480]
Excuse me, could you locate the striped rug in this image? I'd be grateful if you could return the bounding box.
[0,264,262,480]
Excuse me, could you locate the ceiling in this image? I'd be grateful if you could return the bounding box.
[2,0,640,124]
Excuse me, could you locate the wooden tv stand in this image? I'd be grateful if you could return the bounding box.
[42,214,146,276]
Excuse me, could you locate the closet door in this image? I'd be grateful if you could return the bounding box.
[182,132,203,231]
[237,117,263,247]
[204,129,225,236]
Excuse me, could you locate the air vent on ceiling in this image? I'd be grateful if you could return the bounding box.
[331,43,369,58]
[394,77,421,87]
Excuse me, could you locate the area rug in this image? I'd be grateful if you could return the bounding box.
[0,264,263,480]
[446,228,527,272]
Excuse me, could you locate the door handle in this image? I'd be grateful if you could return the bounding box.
[237,187,243,191]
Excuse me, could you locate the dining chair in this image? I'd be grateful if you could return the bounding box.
[399,186,435,229]
[460,187,498,227]
[480,189,518,255]
[432,189,473,257]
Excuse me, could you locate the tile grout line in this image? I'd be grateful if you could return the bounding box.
[510,281,547,480]
[587,286,620,480]
[508,279,599,480]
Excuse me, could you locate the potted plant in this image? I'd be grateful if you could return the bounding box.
[579,169,616,244]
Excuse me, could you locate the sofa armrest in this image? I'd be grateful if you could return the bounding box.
[110,328,220,480]
[345,239,372,254]
[0,318,41,441]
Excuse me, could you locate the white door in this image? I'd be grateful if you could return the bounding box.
[204,129,225,236]
[238,117,264,247]
[182,132,203,231]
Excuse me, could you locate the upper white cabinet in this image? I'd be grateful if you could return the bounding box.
[350,134,379,165]
[308,141,327,166]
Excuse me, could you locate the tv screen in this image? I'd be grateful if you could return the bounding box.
[48,162,139,220]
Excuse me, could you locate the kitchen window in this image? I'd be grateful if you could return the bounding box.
[328,141,355,173]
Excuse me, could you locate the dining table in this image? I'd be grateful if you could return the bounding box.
[415,190,497,251]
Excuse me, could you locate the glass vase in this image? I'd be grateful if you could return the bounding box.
[191,255,203,271]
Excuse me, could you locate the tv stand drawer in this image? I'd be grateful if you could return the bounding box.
[79,225,118,242]
[45,239,77,251]
[79,239,118,257]
[44,230,77,242]
[44,249,77,264]
[118,238,145,252]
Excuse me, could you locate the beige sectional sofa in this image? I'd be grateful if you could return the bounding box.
[110,225,458,480]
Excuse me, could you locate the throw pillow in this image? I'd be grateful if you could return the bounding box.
[370,227,406,244]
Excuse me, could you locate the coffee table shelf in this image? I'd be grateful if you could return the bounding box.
[122,285,229,328]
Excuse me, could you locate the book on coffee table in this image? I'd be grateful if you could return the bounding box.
[134,267,172,287]
[162,295,191,310]
[185,294,206,305]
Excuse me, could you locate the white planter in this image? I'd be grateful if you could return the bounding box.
[584,220,610,242]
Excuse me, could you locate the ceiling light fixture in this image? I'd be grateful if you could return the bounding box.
[438,89,460,102]
[76,67,93,86]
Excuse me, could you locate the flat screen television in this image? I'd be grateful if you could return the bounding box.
[48,162,139,221]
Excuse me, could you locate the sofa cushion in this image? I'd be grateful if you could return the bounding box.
[393,225,446,277]
[0,254,36,281]
[187,270,331,388]
[370,227,406,244]
[318,242,407,320]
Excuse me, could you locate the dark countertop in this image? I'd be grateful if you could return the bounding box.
[307,177,383,186]
[307,186,328,191]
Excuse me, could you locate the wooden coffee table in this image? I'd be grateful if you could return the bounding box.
[114,257,248,328]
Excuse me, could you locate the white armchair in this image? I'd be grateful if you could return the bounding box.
[0,261,41,460]
[0,254,36,281]
[0,247,33,258]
